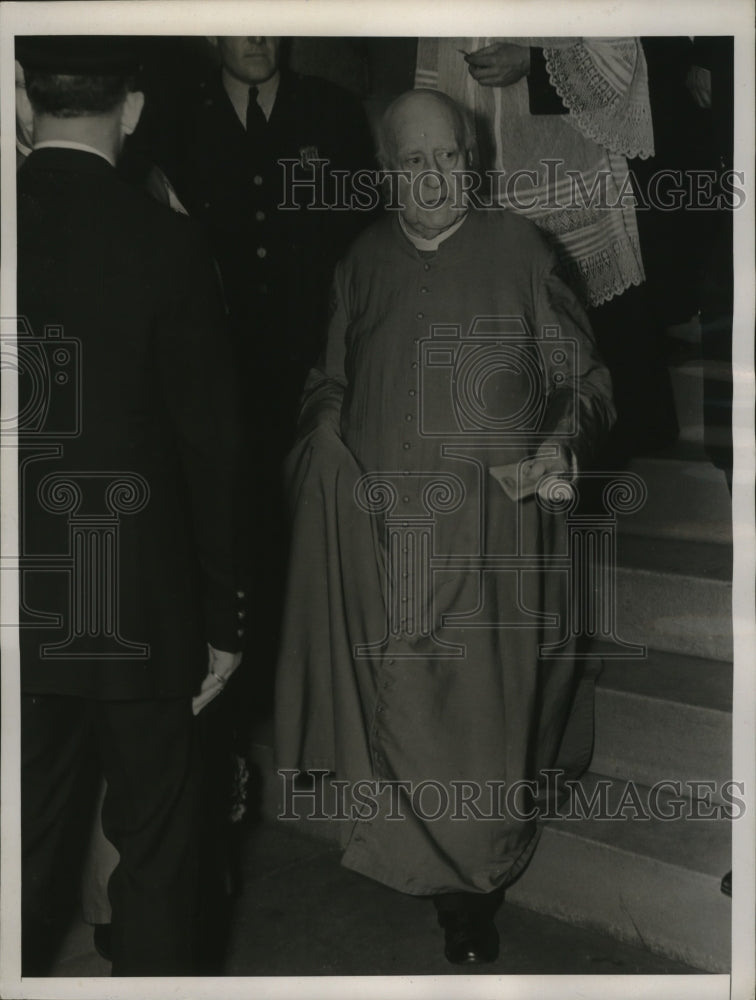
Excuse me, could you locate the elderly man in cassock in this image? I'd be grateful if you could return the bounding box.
[275,88,615,966]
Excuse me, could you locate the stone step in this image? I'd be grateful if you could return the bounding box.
[620,453,731,544]
[669,359,733,447]
[613,534,732,662]
[506,773,732,972]
[592,645,732,798]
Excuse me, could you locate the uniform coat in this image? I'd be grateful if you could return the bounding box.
[168,67,376,371]
[160,67,376,705]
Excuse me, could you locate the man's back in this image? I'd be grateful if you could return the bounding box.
[18,147,243,700]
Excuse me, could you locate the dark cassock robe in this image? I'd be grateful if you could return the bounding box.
[275,208,615,896]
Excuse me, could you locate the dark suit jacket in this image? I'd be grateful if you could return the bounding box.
[165,69,376,369]
[17,147,244,700]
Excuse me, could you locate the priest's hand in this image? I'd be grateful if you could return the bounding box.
[192,644,243,716]
[465,42,531,88]
[685,65,712,109]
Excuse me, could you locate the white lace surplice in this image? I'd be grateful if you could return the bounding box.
[415,37,654,307]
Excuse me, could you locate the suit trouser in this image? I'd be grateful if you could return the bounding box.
[22,693,200,976]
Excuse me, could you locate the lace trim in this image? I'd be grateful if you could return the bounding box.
[535,204,612,235]
[555,232,645,307]
[543,41,654,160]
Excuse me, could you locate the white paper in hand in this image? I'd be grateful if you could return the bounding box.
[489,460,542,501]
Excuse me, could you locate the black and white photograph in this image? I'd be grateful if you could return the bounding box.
[1,1,754,997]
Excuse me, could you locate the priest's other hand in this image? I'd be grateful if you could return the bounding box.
[465,43,531,88]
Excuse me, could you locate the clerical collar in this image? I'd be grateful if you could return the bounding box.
[223,68,280,128]
[33,140,114,167]
[398,211,468,251]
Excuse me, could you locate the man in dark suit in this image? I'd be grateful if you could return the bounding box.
[16,36,245,976]
[161,37,376,712]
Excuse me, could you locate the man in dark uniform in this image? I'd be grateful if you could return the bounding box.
[16,36,245,976]
[163,37,376,708]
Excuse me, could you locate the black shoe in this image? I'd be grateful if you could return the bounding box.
[93,923,112,962]
[721,871,732,897]
[441,913,499,965]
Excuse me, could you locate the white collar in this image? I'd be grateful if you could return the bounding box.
[398,210,468,251]
[33,140,115,167]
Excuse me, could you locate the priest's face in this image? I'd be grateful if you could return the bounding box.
[389,93,468,240]
[215,36,281,84]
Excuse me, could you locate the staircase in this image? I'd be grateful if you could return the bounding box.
[251,343,734,973]
[507,349,734,972]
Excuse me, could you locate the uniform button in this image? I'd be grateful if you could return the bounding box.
[237,628,245,637]
[423,263,430,271]
[256,247,267,258]
[377,705,384,713]
[402,495,409,503]
[416,312,424,320]
[405,414,413,421]
[402,442,411,450]
[237,590,246,599]
[413,337,419,345]
[237,610,246,619]
[420,286,429,293]
[388,659,396,665]
[254,175,263,186]
[408,389,416,396]
[255,210,266,221]
[411,362,418,369]
[203,201,211,209]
